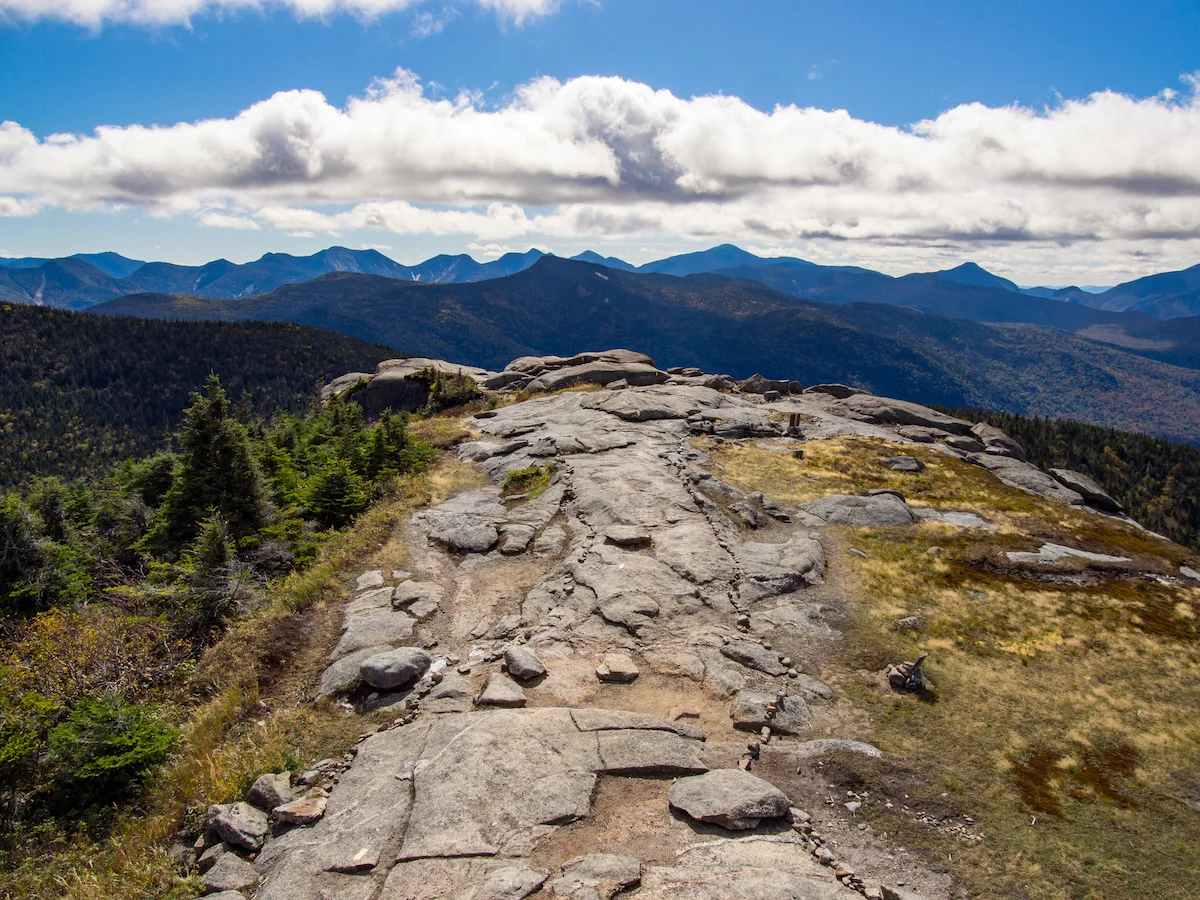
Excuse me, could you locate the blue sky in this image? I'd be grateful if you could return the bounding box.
[1,0,1199,282]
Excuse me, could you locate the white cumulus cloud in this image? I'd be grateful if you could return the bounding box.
[3,69,1200,277]
[0,0,558,28]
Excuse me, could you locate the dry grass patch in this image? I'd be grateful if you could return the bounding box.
[409,415,475,449]
[714,437,1200,899]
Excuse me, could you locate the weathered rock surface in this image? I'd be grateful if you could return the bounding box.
[731,689,812,734]
[801,493,917,526]
[970,454,1084,505]
[668,769,791,830]
[289,363,1137,899]
[471,865,548,900]
[550,853,642,898]
[638,834,859,898]
[720,639,788,676]
[832,394,974,435]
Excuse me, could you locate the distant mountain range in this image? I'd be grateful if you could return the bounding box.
[4,243,1199,320]
[93,256,1200,446]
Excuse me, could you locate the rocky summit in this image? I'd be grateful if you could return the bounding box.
[190,351,1198,900]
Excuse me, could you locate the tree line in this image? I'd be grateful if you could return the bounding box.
[0,302,395,488]
[940,405,1200,550]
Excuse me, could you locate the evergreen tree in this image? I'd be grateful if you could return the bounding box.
[151,377,266,554]
[303,458,368,529]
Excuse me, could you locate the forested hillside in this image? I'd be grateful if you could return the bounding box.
[95,257,1200,444]
[941,406,1200,549]
[0,304,397,487]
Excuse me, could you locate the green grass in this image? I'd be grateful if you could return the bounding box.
[501,463,555,499]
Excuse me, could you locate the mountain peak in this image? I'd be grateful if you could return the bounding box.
[929,261,1020,292]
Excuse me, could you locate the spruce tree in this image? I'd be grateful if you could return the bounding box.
[151,377,266,554]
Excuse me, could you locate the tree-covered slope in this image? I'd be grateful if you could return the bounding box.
[0,303,396,487]
[941,405,1200,550]
[94,257,1200,444]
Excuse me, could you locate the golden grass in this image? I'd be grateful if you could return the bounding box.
[717,436,1200,900]
[408,416,475,449]
[0,467,441,900]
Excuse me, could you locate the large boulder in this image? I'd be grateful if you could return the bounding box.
[800,493,916,526]
[328,358,495,416]
[970,454,1084,505]
[668,769,791,830]
[498,351,668,392]
[972,422,1027,460]
[360,647,432,691]
[1049,468,1123,513]
[738,374,802,395]
[833,394,974,435]
[803,383,865,399]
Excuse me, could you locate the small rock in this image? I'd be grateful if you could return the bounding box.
[815,847,836,866]
[201,853,261,894]
[596,653,640,683]
[668,706,701,721]
[504,645,547,681]
[883,455,925,473]
[246,772,293,812]
[355,570,385,590]
[273,795,327,826]
[849,548,868,558]
[477,673,527,708]
[845,800,862,813]
[668,768,791,830]
[892,616,921,632]
[197,841,229,874]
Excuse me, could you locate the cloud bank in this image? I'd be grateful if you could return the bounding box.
[3,69,1200,273]
[0,0,560,28]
